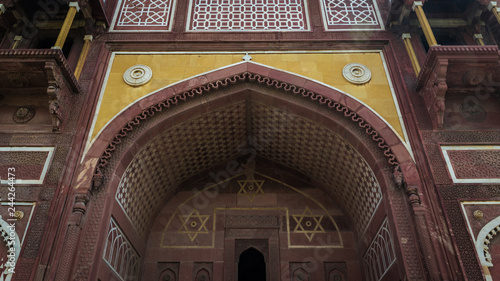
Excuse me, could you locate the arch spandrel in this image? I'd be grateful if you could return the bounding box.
[83,62,414,182]
[90,53,407,145]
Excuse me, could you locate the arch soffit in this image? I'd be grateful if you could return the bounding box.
[79,62,419,202]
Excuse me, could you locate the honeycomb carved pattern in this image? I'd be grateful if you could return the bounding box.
[96,71,398,184]
[225,215,279,228]
[383,168,424,280]
[55,225,80,280]
[0,151,48,180]
[440,185,500,280]
[46,146,69,185]
[75,190,107,279]
[0,151,47,164]
[193,262,212,281]
[158,262,179,281]
[12,200,50,281]
[116,102,247,236]
[448,150,500,179]
[251,102,382,236]
[420,130,500,184]
[11,258,35,281]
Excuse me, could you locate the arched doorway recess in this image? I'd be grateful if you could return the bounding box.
[66,63,434,281]
[238,247,267,281]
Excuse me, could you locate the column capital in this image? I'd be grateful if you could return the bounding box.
[488,1,498,10]
[474,33,484,39]
[412,1,423,11]
[402,33,412,39]
[69,1,80,12]
[84,34,93,41]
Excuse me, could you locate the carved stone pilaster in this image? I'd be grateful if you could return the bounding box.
[54,193,90,281]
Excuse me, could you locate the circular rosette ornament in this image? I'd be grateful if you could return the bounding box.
[342,63,372,85]
[123,64,153,86]
[13,106,35,123]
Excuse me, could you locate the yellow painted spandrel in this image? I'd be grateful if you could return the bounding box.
[93,54,242,139]
[252,53,403,138]
[93,52,404,142]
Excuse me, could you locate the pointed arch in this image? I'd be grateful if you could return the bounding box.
[71,61,430,281]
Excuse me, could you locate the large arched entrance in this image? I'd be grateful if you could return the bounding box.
[68,64,428,281]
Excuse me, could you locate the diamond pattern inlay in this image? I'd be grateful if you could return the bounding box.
[250,102,382,235]
[116,102,247,236]
[116,99,382,238]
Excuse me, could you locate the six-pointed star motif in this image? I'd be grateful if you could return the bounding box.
[237,178,265,202]
[292,206,325,241]
[178,209,210,241]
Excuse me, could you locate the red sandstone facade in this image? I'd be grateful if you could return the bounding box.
[0,0,500,280]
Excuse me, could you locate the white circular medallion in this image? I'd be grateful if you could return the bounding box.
[123,64,152,86]
[342,63,371,85]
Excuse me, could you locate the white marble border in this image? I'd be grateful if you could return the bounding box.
[441,145,500,184]
[0,147,55,185]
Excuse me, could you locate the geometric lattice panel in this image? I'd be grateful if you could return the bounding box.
[187,0,310,31]
[112,0,177,31]
[250,102,382,236]
[441,145,500,183]
[116,102,247,236]
[319,0,382,30]
[363,218,396,281]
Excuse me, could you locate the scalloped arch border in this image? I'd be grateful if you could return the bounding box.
[89,62,413,177]
[476,215,500,267]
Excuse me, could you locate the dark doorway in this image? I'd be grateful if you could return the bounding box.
[238,247,266,281]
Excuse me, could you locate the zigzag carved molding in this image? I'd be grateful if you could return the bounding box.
[94,72,398,180]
